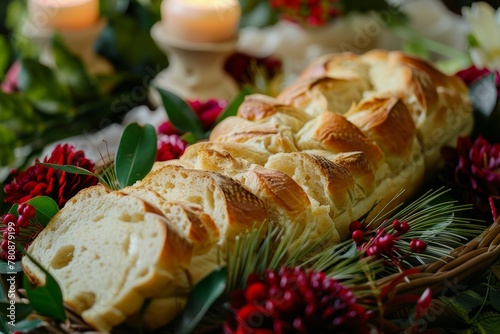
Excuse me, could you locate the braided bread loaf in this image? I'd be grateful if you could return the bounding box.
[22,50,472,332]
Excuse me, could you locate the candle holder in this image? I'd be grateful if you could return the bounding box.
[22,19,113,76]
[149,22,239,107]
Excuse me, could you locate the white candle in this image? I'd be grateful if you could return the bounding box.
[161,0,241,43]
[28,0,99,30]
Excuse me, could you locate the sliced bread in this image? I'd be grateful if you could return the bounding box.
[22,185,193,332]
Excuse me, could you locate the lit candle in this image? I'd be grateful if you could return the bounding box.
[161,0,241,43]
[28,0,99,30]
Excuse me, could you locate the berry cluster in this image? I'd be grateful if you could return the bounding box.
[224,267,369,333]
[349,219,428,263]
[0,203,40,262]
[269,0,342,27]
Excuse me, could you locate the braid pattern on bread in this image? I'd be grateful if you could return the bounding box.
[22,51,472,332]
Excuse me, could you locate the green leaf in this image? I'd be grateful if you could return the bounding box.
[492,266,500,281]
[157,88,205,140]
[26,196,59,227]
[476,312,500,334]
[0,92,40,136]
[17,58,73,116]
[0,124,17,167]
[115,123,157,188]
[0,35,11,80]
[0,316,13,334]
[11,319,43,332]
[440,296,471,322]
[0,261,22,274]
[51,34,97,97]
[94,12,167,75]
[214,87,252,126]
[37,163,97,177]
[455,290,484,313]
[168,267,227,334]
[21,251,66,322]
[489,286,500,311]
[0,302,34,322]
[100,0,130,15]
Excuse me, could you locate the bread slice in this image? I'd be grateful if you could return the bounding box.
[22,185,192,332]
[121,186,219,255]
[137,165,268,244]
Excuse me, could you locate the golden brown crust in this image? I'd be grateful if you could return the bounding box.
[278,77,369,115]
[305,150,375,195]
[298,52,369,81]
[249,166,311,217]
[209,119,299,154]
[181,142,271,166]
[346,96,416,161]
[238,94,305,121]
[297,111,385,169]
[209,172,268,231]
[139,165,268,242]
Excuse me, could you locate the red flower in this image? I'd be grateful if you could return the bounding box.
[156,134,188,162]
[441,136,500,220]
[1,61,20,94]
[456,65,500,95]
[188,98,228,130]
[224,267,369,334]
[157,98,228,135]
[270,0,341,27]
[3,144,98,208]
[225,52,283,87]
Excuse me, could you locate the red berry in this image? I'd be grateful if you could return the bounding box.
[246,282,269,304]
[376,228,385,236]
[17,215,30,228]
[22,204,36,218]
[3,214,16,224]
[1,240,9,252]
[392,220,400,230]
[376,234,394,251]
[351,230,364,245]
[349,221,362,233]
[366,245,379,257]
[398,222,410,234]
[237,304,266,327]
[410,239,428,253]
[17,203,28,216]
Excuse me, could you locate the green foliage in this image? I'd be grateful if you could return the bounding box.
[433,262,500,333]
[21,251,66,322]
[0,125,17,167]
[158,88,205,140]
[167,268,228,334]
[95,3,167,74]
[26,196,59,228]
[18,59,74,116]
[0,92,40,137]
[215,87,252,125]
[51,34,98,99]
[115,123,157,189]
[0,35,11,80]
[0,261,22,274]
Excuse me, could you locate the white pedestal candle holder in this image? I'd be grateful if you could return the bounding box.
[149,22,239,107]
[22,19,113,76]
